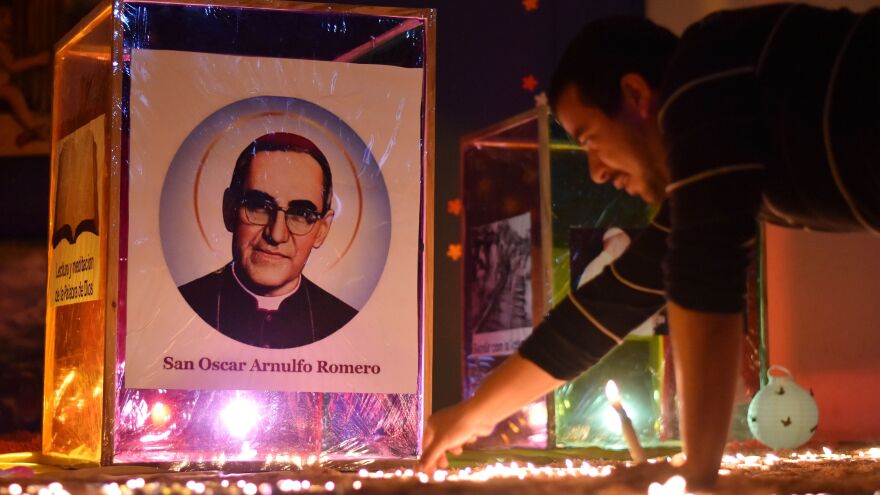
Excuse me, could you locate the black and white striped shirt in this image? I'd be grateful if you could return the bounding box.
[662,3,879,313]
[521,4,879,380]
[519,208,669,380]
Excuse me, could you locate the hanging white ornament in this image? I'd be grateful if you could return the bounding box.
[748,365,819,450]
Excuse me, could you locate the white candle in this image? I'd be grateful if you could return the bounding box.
[605,380,646,463]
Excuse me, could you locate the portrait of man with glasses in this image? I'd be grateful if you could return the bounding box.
[178,132,358,349]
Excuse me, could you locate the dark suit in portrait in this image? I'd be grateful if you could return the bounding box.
[179,263,357,349]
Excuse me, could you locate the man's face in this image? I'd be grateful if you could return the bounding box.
[231,150,333,296]
[554,82,668,204]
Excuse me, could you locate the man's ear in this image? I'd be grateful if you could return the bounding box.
[312,210,334,248]
[222,188,236,232]
[620,72,656,120]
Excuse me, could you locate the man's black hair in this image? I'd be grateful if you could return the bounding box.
[230,132,333,213]
[547,16,678,116]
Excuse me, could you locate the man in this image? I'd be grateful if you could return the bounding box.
[179,132,357,349]
[421,5,879,489]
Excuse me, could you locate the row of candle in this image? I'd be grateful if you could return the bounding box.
[2,448,878,495]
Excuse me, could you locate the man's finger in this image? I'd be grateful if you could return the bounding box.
[418,423,437,471]
[419,438,446,474]
[422,425,434,451]
[450,446,463,456]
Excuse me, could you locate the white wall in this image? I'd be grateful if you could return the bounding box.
[765,225,880,442]
[647,0,879,34]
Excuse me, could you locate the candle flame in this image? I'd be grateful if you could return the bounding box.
[220,396,260,439]
[150,401,172,426]
[605,380,621,405]
[648,475,689,495]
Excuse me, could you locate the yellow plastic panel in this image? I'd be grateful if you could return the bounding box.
[42,2,112,464]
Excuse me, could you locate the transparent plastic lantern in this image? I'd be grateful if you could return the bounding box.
[44,0,435,466]
[748,365,819,449]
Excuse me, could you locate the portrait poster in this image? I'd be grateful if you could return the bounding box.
[48,115,104,307]
[124,49,423,394]
[465,212,533,356]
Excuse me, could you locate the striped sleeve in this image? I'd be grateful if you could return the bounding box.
[659,14,770,314]
[518,208,668,380]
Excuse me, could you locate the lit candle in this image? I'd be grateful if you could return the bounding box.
[605,380,646,463]
[150,401,171,427]
[647,475,688,495]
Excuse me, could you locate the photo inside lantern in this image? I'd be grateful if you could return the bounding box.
[462,114,547,449]
[546,133,667,449]
[541,222,662,449]
[461,113,765,451]
[547,117,764,448]
[555,337,666,448]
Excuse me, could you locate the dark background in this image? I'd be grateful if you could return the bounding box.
[0,0,643,432]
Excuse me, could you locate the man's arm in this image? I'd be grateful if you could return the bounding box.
[658,10,773,488]
[668,302,742,489]
[420,210,670,473]
[419,353,563,472]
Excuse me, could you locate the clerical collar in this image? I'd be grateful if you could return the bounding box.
[230,262,300,311]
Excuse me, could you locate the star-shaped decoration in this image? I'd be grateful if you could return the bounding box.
[477,178,494,194]
[447,198,463,216]
[502,197,520,215]
[446,243,463,262]
[522,0,539,12]
[522,74,539,92]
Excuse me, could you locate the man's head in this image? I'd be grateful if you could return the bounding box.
[548,17,678,204]
[223,132,334,296]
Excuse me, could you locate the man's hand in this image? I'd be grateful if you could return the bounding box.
[419,400,494,473]
[668,302,744,491]
[419,353,565,473]
[606,459,683,488]
[604,456,721,492]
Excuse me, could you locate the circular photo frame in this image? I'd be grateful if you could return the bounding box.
[159,96,391,348]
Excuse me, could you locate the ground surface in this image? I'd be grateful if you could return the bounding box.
[2,434,879,494]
